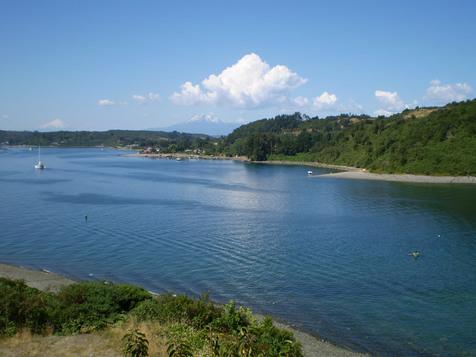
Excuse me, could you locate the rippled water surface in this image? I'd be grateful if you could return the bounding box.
[1,148,475,356]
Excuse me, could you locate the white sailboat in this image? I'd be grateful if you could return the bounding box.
[34,146,45,169]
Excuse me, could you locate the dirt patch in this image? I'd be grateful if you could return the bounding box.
[403,108,438,120]
[0,331,120,357]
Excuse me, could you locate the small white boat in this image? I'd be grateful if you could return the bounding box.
[176,157,183,161]
[34,146,46,169]
[307,170,313,175]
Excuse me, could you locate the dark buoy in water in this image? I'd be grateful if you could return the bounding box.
[85,215,88,222]
[409,251,421,259]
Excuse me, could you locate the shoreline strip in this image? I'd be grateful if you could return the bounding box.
[312,170,476,184]
[128,153,476,184]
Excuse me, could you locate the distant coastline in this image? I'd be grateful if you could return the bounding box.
[130,152,476,184]
[125,152,248,161]
[6,145,474,185]
[9,145,471,185]
[0,261,367,357]
[1,144,130,149]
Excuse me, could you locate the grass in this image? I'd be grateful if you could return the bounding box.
[0,329,121,356]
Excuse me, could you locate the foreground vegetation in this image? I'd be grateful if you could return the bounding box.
[0,277,302,356]
[223,99,476,176]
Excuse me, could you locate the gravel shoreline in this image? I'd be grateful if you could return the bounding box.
[0,262,367,357]
[0,263,74,292]
[313,170,476,184]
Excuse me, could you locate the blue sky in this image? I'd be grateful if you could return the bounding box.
[1,0,475,131]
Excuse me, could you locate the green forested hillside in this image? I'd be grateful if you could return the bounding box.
[2,100,475,175]
[223,99,476,175]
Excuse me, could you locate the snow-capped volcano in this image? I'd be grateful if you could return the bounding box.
[151,114,242,136]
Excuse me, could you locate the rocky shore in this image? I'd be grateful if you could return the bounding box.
[313,170,476,184]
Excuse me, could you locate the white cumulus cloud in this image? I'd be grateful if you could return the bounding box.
[98,99,115,106]
[313,91,338,108]
[171,82,208,105]
[132,92,160,104]
[171,53,307,108]
[375,90,404,109]
[291,92,338,112]
[42,119,65,129]
[374,90,407,116]
[425,80,472,104]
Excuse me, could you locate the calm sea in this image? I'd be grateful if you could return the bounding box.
[1,147,475,356]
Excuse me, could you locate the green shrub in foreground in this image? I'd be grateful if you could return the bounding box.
[0,278,151,335]
[55,281,151,333]
[132,293,221,329]
[210,300,254,334]
[0,278,303,356]
[0,277,58,336]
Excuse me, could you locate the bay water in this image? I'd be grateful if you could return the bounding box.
[1,148,475,356]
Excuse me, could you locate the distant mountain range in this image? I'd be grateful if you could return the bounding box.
[151,114,242,136]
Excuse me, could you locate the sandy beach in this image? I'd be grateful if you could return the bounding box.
[313,170,476,184]
[0,262,367,357]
